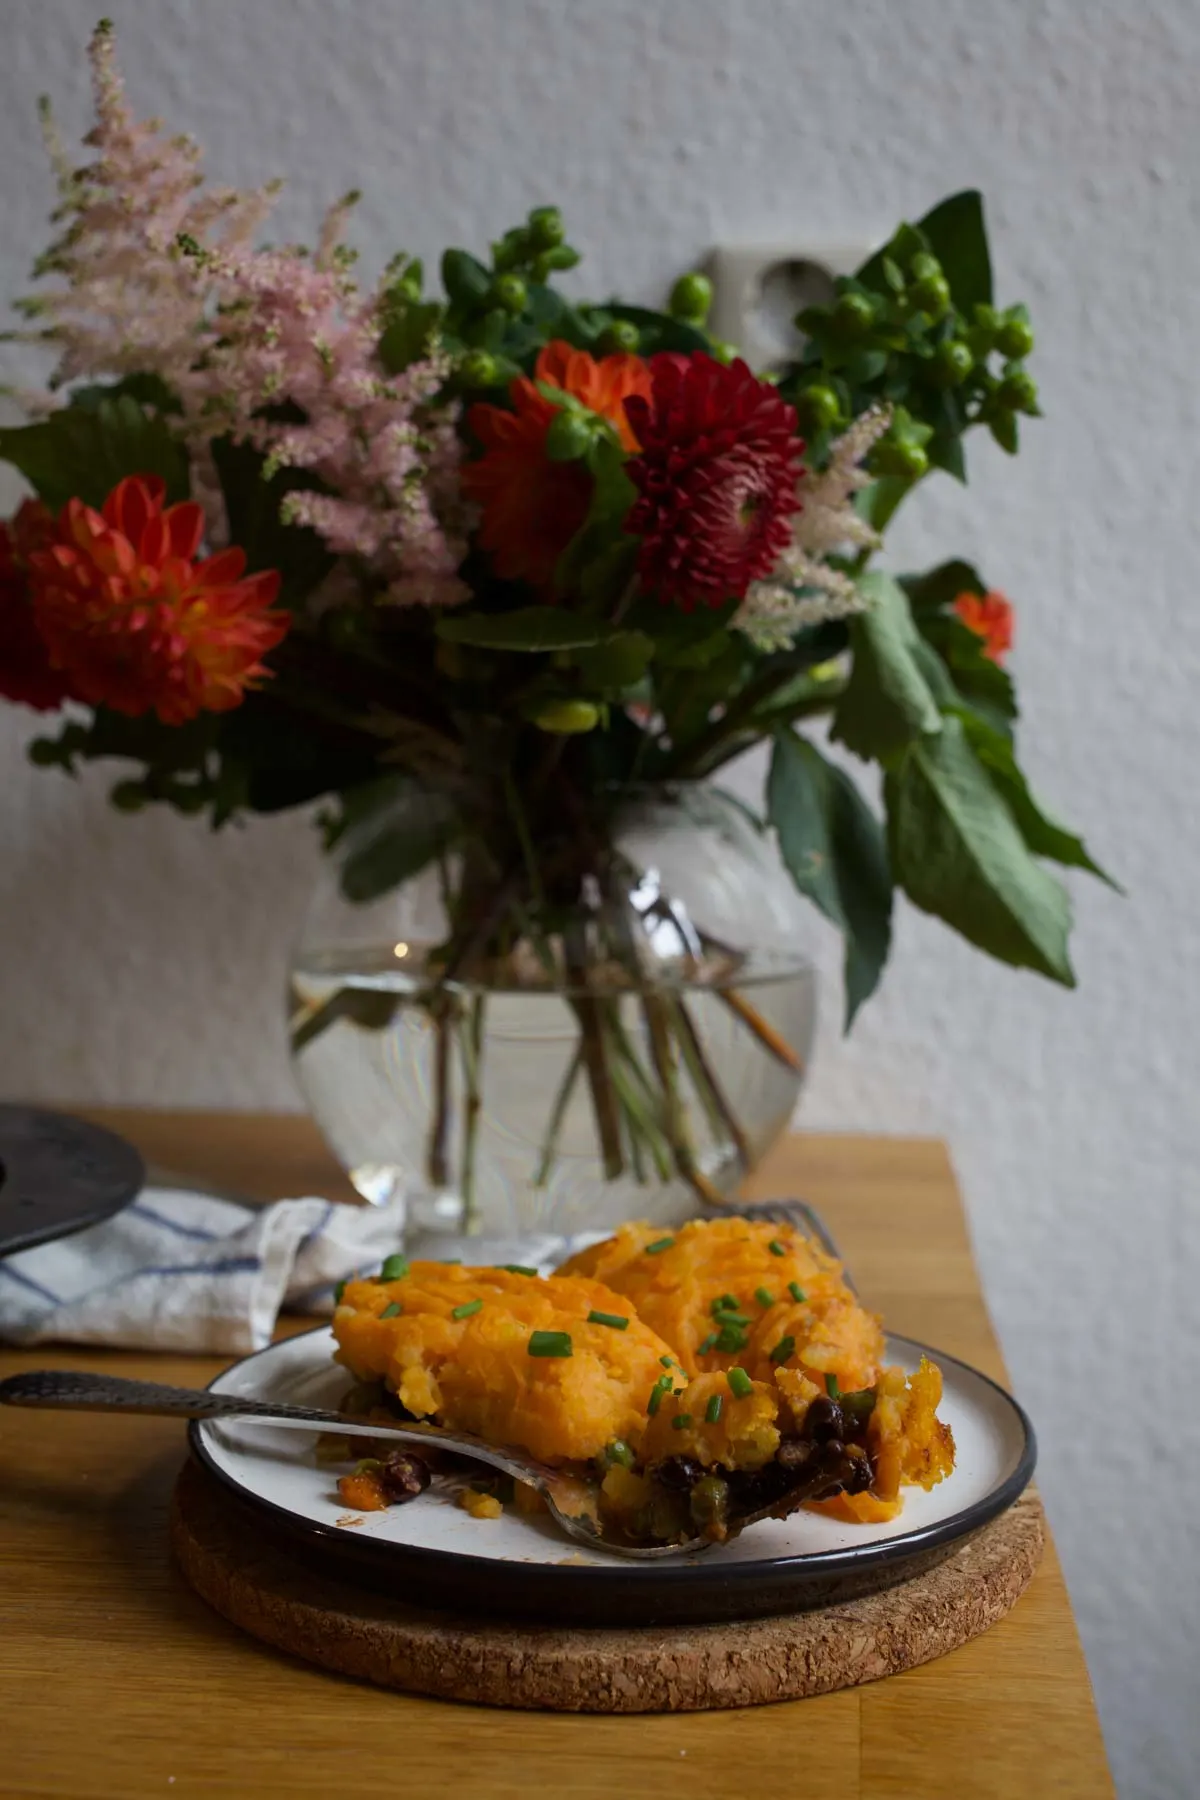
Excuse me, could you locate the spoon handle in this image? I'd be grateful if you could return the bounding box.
[0,1367,350,1426]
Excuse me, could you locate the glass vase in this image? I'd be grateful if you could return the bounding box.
[288,781,816,1252]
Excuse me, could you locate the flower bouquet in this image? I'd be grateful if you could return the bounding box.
[0,25,1109,1234]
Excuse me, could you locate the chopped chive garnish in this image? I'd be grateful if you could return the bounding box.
[698,1332,719,1355]
[755,1287,774,1308]
[711,1293,740,1316]
[605,1439,634,1467]
[788,1281,807,1304]
[452,1299,482,1320]
[716,1324,748,1353]
[674,1387,687,1397]
[587,1309,629,1330]
[500,1263,538,1276]
[379,1253,409,1282]
[768,1238,786,1257]
[727,1367,754,1399]
[826,1373,842,1398]
[659,1354,674,1368]
[645,1236,675,1255]
[842,1389,876,1426]
[770,1334,796,1364]
[647,1385,665,1416]
[672,1413,694,1431]
[440,1257,462,1265]
[655,1372,674,1391]
[528,1329,573,1357]
[705,1393,724,1424]
[333,1279,347,1304]
[379,1301,402,1320]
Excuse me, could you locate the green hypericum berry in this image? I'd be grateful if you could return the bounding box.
[458,348,499,388]
[668,270,714,322]
[908,251,943,284]
[996,314,1035,359]
[796,382,842,431]
[931,339,975,387]
[597,319,641,354]
[833,290,876,336]
[998,366,1038,412]
[544,407,595,462]
[527,205,565,249]
[911,271,951,319]
[491,272,528,314]
[871,437,929,481]
[707,338,738,364]
[529,699,601,735]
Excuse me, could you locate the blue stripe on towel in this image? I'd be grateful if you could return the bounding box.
[128,1202,221,1242]
[136,1255,263,1280]
[296,1202,335,1254]
[0,1262,61,1303]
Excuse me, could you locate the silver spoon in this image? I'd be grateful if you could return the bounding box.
[0,1365,844,1560]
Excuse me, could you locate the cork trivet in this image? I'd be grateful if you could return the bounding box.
[171,1459,1043,1712]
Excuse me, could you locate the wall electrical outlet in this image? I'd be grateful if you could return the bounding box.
[707,240,878,371]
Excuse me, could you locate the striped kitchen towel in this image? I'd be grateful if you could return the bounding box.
[0,1183,411,1354]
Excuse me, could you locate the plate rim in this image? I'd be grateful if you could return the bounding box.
[190,1324,1037,1595]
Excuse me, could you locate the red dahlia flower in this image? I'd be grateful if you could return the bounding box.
[623,353,804,610]
[29,475,288,725]
[954,589,1014,664]
[0,499,74,711]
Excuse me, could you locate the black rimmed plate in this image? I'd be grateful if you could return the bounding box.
[190,1326,1035,1626]
[0,1105,144,1259]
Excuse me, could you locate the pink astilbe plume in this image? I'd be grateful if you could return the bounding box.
[16,21,468,605]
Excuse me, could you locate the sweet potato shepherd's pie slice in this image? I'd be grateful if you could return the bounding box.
[329,1217,954,1544]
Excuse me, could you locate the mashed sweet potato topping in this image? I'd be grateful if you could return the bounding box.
[330,1218,955,1539]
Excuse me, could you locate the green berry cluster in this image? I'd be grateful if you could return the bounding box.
[779,198,1039,495]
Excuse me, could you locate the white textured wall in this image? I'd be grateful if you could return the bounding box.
[2,2,1196,1789]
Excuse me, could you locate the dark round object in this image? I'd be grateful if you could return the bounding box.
[0,1105,144,1258]
[380,1452,432,1504]
[804,1396,846,1443]
[651,1454,704,1492]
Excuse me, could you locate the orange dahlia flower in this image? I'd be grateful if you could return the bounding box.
[953,589,1014,664]
[0,499,74,712]
[29,475,288,725]
[462,340,653,593]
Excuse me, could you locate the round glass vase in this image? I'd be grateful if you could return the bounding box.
[288,783,816,1253]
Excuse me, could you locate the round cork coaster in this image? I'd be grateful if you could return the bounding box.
[171,1460,1044,1712]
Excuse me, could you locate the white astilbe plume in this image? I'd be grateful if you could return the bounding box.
[735,404,892,652]
[11,22,469,603]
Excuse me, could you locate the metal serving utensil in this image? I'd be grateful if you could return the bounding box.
[0,1198,855,1560]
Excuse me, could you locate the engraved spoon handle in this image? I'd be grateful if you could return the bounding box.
[0,1367,366,1424]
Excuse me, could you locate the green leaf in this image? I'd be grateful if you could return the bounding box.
[831,571,943,762]
[853,476,911,536]
[916,190,993,313]
[441,249,491,308]
[435,607,614,651]
[378,300,444,374]
[901,559,987,616]
[768,730,893,1025]
[70,372,181,415]
[0,397,189,511]
[885,714,1074,983]
[957,712,1119,889]
[210,436,335,608]
[573,631,655,690]
[855,223,929,297]
[339,789,460,904]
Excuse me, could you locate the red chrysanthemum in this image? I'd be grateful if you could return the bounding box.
[623,353,804,610]
[0,499,75,712]
[462,340,653,593]
[28,475,288,725]
[954,589,1014,664]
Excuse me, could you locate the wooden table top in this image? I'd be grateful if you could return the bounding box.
[0,1110,1112,1799]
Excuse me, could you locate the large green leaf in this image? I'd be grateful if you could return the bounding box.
[901,558,987,617]
[885,714,1075,984]
[958,712,1118,888]
[435,607,613,651]
[210,436,335,608]
[831,571,943,762]
[917,190,993,312]
[768,730,893,1026]
[0,396,189,510]
[339,789,461,904]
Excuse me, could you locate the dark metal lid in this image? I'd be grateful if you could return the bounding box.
[0,1106,144,1258]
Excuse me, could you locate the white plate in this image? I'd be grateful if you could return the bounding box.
[191,1326,1035,1624]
